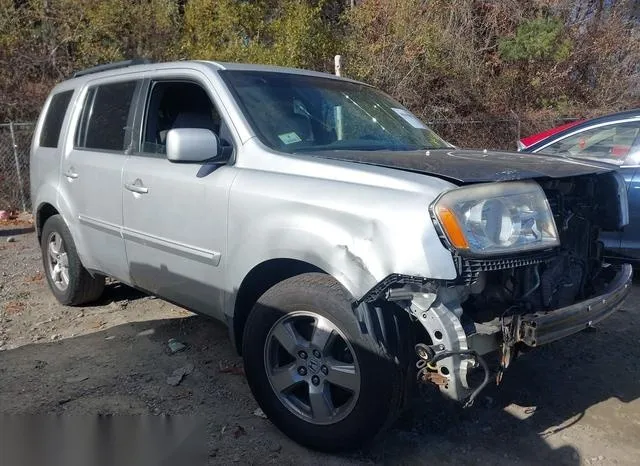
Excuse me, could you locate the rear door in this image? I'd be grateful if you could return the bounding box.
[31,88,74,211]
[60,78,142,281]
[122,71,237,319]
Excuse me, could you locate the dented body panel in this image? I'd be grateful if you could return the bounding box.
[223,138,459,319]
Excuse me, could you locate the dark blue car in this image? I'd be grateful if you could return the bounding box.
[522,109,640,262]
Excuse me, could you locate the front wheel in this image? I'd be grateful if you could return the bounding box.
[242,273,408,451]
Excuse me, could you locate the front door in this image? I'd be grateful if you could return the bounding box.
[60,79,141,281]
[122,77,236,318]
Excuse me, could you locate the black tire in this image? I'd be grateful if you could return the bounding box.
[242,273,411,451]
[40,214,105,306]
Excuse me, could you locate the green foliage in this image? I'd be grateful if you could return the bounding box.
[343,0,455,115]
[0,0,180,119]
[180,0,336,71]
[498,18,572,63]
[72,0,180,65]
[0,0,638,135]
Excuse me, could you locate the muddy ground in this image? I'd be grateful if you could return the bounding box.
[1,220,639,465]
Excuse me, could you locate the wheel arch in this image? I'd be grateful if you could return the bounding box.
[36,202,60,241]
[232,258,325,354]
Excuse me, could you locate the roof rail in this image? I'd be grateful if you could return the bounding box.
[72,58,152,78]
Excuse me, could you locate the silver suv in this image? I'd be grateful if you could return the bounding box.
[30,60,632,451]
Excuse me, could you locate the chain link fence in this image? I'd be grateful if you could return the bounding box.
[0,122,34,212]
[0,115,579,212]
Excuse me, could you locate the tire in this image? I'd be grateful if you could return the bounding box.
[242,273,410,451]
[40,214,105,306]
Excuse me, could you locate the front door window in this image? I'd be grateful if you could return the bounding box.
[141,81,222,155]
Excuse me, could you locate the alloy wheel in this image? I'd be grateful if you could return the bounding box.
[46,231,69,291]
[264,311,361,425]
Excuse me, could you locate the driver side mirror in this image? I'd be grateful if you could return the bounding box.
[166,128,227,163]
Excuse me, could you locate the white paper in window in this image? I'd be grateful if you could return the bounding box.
[391,108,428,129]
[278,132,302,144]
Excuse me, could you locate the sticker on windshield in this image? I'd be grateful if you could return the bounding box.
[391,108,428,129]
[278,132,302,144]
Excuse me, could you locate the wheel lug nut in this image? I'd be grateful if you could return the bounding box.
[311,375,320,386]
[321,365,328,375]
[298,366,307,376]
[312,349,321,358]
[298,350,307,359]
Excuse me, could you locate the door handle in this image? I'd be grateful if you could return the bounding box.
[124,180,149,194]
[63,169,79,179]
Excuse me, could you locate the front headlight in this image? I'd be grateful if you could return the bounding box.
[430,181,559,256]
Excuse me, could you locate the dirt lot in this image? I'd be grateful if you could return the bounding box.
[1,221,640,465]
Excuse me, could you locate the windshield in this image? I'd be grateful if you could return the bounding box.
[220,70,451,153]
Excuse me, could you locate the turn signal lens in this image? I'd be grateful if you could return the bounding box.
[436,206,469,250]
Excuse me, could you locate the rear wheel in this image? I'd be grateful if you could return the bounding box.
[41,215,105,305]
[242,273,409,451]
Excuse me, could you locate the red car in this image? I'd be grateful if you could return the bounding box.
[517,119,584,150]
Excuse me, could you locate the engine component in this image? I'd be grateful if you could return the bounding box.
[540,255,585,309]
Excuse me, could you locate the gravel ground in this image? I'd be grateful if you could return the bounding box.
[1,220,639,465]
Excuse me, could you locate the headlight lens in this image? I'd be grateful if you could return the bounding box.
[431,181,559,256]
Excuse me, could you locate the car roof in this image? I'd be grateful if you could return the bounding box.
[52,59,366,93]
[524,108,640,152]
[571,108,640,127]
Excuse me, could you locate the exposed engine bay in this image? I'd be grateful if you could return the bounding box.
[463,173,626,322]
[361,172,632,408]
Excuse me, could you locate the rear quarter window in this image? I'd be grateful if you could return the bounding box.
[39,90,74,148]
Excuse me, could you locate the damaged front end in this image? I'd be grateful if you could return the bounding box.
[356,172,633,407]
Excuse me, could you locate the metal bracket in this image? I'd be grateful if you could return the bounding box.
[411,292,473,402]
[497,314,520,385]
[352,274,432,308]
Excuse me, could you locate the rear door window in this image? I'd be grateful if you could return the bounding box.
[39,90,73,148]
[76,81,138,152]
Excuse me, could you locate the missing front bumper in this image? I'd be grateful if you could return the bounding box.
[518,264,633,347]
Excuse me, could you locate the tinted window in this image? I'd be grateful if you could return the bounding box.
[141,81,222,155]
[77,81,137,151]
[539,122,640,165]
[39,90,73,148]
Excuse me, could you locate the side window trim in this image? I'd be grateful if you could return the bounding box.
[73,78,143,154]
[620,126,640,167]
[133,77,235,159]
[75,87,97,149]
[124,80,144,155]
[130,78,151,155]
